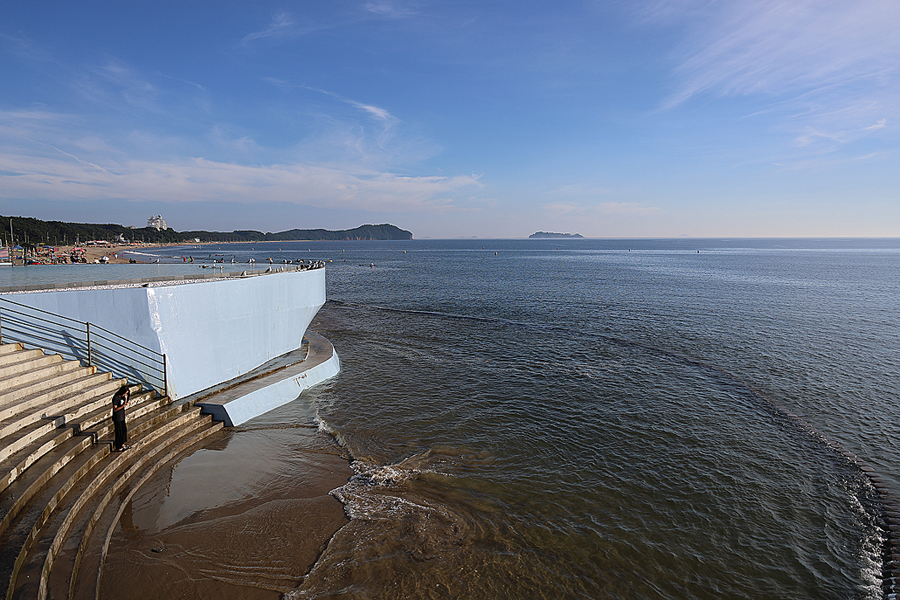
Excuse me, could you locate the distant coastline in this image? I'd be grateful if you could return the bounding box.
[2,216,413,245]
[529,231,584,239]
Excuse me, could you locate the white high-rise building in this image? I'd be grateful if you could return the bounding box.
[147,215,167,230]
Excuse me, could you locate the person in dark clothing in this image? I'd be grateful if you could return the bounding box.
[112,385,131,451]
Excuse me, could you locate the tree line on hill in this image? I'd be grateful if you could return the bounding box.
[1,216,413,246]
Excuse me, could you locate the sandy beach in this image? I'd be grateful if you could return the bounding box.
[41,243,171,265]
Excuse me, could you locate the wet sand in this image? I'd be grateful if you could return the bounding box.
[98,420,353,599]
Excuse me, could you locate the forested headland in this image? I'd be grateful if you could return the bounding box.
[1,216,413,246]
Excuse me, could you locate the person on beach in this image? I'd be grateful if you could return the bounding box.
[112,385,131,451]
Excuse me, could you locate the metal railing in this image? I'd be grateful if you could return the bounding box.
[0,297,167,396]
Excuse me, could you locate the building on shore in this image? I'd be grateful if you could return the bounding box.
[147,215,167,230]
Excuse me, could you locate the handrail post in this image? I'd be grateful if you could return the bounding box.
[0,297,167,397]
[163,353,168,397]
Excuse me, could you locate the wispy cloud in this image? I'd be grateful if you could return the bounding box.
[364,2,416,19]
[788,117,889,153]
[2,36,172,120]
[241,7,389,46]
[235,2,432,60]
[268,82,403,152]
[350,102,393,124]
[0,108,478,213]
[95,60,159,108]
[770,147,890,172]
[0,33,60,65]
[21,137,113,176]
[0,153,481,213]
[795,127,846,148]
[304,85,398,127]
[265,81,398,127]
[51,57,184,123]
[658,0,900,123]
[1,27,444,212]
[242,13,298,44]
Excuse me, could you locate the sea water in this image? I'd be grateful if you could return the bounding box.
[9,238,900,599]
[298,239,899,599]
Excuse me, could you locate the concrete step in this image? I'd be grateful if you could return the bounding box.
[0,370,106,424]
[68,387,168,445]
[0,433,110,600]
[0,394,180,596]
[0,348,45,369]
[7,407,213,600]
[0,353,64,382]
[0,378,126,467]
[0,361,87,403]
[0,342,230,600]
[0,376,118,445]
[64,418,225,600]
[0,388,166,532]
[0,344,24,357]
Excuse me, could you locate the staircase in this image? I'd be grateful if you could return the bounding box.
[0,342,224,600]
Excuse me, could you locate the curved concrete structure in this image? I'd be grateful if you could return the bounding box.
[0,268,340,599]
[0,267,328,403]
[194,331,340,427]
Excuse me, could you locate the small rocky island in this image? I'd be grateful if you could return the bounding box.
[529,231,584,239]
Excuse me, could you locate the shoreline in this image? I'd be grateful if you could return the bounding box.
[13,243,176,265]
[100,422,352,600]
[99,315,351,599]
[45,239,405,266]
[7,237,411,268]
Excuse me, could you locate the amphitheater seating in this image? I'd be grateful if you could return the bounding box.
[0,342,224,600]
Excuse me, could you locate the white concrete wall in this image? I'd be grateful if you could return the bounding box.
[0,269,325,400]
[213,350,341,427]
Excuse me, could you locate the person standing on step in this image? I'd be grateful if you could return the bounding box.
[112,385,131,451]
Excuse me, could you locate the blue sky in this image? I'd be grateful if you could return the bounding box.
[1,1,898,238]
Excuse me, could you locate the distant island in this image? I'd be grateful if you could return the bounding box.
[529,232,584,239]
[1,215,412,245]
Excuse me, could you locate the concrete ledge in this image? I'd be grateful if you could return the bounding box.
[2,267,326,402]
[0,264,321,294]
[194,331,340,427]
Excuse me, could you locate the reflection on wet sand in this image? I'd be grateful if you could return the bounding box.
[99,414,351,600]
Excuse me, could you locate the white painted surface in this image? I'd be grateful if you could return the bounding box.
[0,269,325,400]
[210,350,341,427]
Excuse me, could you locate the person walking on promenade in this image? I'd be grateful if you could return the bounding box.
[112,385,131,451]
